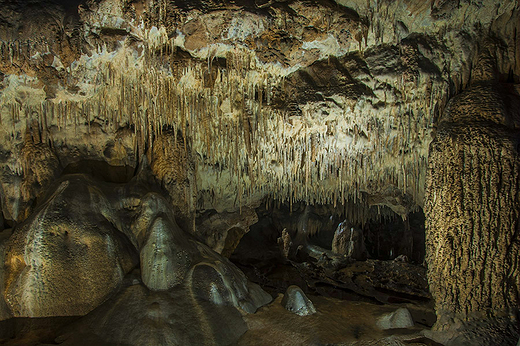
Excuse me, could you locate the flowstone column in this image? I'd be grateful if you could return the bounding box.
[425,57,520,344]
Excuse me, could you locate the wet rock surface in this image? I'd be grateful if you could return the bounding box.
[140,213,196,290]
[0,172,271,344]
[3,176,138,317]
[55,283,249,346]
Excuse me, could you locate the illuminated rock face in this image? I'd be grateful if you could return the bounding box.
[281,285,316,316]
[331,220,366,259]
[0,0,517,225]
[2,175,138,317]
[0,173,271,345]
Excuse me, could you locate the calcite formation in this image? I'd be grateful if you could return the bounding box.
[1,171,271,345]
[425,48,520,344]
[376,307,414,330]
[331,219,366,259]
[3,175,138,317]
[0,0,516,224]
[281,285,316,316]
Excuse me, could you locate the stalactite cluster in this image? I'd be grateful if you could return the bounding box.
[0,0,518,218]
[0,29,446,216]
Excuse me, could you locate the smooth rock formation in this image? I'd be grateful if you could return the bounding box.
[140,216,193,290]
[3,176,138,317]
[376,307,414,330]
[281,285,316,316]
[188,259,272,314]
[0,0,518,343]
[0,171,272,343]
[57,284,249,346]
[131,182,272,308]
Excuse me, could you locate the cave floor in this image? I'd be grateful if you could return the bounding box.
[239,294,437,346]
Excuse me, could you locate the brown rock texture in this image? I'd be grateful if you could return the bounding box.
[150,131,196,230]
[425,75,520,342]
[196,207,258,255]
[331,220,367,259]
[0,170,272,334]
[3,175,139,317]
[0,230,11,321]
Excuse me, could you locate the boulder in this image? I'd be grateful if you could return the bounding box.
[376,307,414,330]
[281,285,316,316]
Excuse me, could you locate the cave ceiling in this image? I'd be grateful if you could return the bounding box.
[0,0,518,224]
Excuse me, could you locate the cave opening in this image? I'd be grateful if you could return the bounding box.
[230,200,431,310]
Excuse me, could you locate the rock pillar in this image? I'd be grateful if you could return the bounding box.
[425,59,520,344]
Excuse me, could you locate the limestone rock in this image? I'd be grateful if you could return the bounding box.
[125,170,272,305]
[3,176,138,317]
[1,0,516,222]
[424,48,520,345]
[0,0,518,342]
[281,285,316,316]
[140,216,194,290]
[195,208,258,256]
[376,308,414,330]
[52,233,271,346]
[135,190,200,291]
[150,132,196,231]
[332,220,367,260]
[278,228,292,259]
[187,240,272,314]
[56,285,249,346]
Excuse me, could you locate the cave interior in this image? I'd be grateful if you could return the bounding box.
[0,0,519,345]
